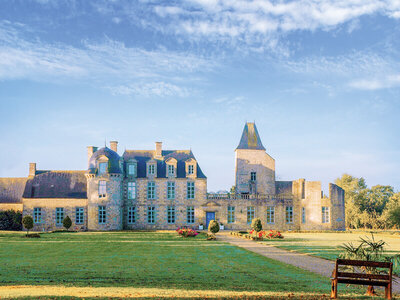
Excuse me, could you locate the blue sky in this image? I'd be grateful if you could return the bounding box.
[0,0,399,193]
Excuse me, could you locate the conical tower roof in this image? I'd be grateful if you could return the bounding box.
[236,122,266,150]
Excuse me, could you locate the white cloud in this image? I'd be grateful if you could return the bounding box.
[349,74,400,90]
[107,81,192,98]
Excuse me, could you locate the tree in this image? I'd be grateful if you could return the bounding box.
[251,218,262,232]
[382,193,400,228]
[208,220,219,234]
[63,216,72,231]
[22,215,33,235]
[0,210,22,230]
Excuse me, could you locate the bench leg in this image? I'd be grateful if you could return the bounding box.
[331,279,337,299]
[385,282,392,300]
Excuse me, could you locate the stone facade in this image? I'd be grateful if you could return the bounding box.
[0,122,345,231]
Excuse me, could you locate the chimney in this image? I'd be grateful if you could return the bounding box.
[29,163,36,177]
[87,146,98,162]
[110,141,118,153]
[155,142,162,158]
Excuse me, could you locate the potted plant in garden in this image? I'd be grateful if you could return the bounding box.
[220,223,224,230]
[207,220,220,240]
[199,223,204,230]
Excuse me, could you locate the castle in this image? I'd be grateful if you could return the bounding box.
[0,123,345,231]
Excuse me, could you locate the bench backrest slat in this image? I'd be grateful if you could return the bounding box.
[337,271,390,281]
[337,259,392,268]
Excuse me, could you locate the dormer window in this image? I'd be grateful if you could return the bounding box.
[126,160,137,178]
[148,164,155,175]
[188,165,194,175]
[168,165,175,176]
[99,162,107,175]
[128,164,136,176]
[251,172,256,181]
[185,158,197,177]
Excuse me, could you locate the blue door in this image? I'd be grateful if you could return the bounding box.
[206,212,215,229]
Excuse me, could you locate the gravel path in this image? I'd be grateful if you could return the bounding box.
[218,232,400,295]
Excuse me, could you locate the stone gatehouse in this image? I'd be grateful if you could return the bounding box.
[0,123,345,231]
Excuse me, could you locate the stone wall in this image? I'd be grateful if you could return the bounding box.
[22,198,88,231]
[0,203,23,211]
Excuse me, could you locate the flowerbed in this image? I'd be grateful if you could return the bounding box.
[176,228,199,237]
[231,230,284,241]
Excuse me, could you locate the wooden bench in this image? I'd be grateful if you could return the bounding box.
[331,259,393,299]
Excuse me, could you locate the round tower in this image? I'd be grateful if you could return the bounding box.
[85,146,123,230]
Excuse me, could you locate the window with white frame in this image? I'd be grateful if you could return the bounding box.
[127,206,136,224]
[75,207,84,224]
[127,182,136,200]
[33,207,42,223]
[148,164,155,176]
[98,180,106,198]
[247,206,255,224]
[167,206,175,224]
[147,182,155,199]
[98,206,106,224]
[56,207,64,226]
[147,206,155,224]
[128,164,136,176]
[286,206,293,224]
[228,206,235,223]
[188,165,194,175]
[99,162,107,175]
[251,172,256,181]
[187,182,195,199]
[322,206,330,223]
[267,206,275,224]
[187,206,194,224]
[302,207,306,224]
[167,182,175,199]
[168,164,175,176]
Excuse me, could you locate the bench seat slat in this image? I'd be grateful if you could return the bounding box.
[337,278,389,287]
[337,272,390,281]
[337,259,391,268]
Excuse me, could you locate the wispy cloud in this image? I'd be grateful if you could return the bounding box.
[107,81,192,98]
[349,74,400,90]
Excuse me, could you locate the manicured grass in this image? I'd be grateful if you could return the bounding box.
[0,231,362,296]
[261,231,400,273]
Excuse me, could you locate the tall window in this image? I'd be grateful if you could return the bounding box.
[188,165,194,175]
[147,206,155,224]
[187,182,195,199]
[167,182,175,199]
[127,206,136,224]
[168,165,175,176]
[228,206,235,223]
[99,162,107,175]
[322,207,330,223]
[302,207,306,224]
[167,206,175,224]
[247,206,255,224]
[33,207,42,223]
[187,206,195,224]
[98,206,106,224]
[75,207,84,224]
[98,181,106,198]
[148,164,155,175]
[267,206,275,224]
[127,182,136,200]
[128,164,136,176]
[251,172,256,181]
[56,207,64,226]
[147,182,155,199]
[286,206,293,224]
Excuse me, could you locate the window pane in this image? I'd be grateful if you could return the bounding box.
[99,181,107,198]
[98,206,106,224]
[167,206,175,224]
[147,206,155,224]
[187,206,195,224]
[167,182,175,199]
[75,207,84,224]
[302,207,306,224]
[34,207,42,223]
[128,164,135,175]
[188,165,194,175]
[128,206,136,224]
[286,206,293,224]
[251,172,256,181]
[187,182,195,199]
[228,206,235,223]
[99,162,107,174]
[128,182,136,199]
[56,207,64,225]
[247,206,255,224]
[267,206,275,224]
[147,182,155,199]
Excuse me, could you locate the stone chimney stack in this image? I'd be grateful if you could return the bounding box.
[110,141,118,153]
[155,142,162,158]
[87,146,98,163]
[29,163,36,177]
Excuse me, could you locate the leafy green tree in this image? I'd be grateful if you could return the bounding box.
[22,215,33,235]
[251,218,262,232]
[382,193,400,228]
[63,216,72,231]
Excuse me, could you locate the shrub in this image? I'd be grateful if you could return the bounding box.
[22,215,34,235]
[251,218,262,232]
[63,216,72,231]
[208,220,219,234]
[176,228,198,237]
[25,233,40,238]
[249,229,284,240]
[0,210,22,230]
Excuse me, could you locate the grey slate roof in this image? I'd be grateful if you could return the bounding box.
[236,122,266,150]
[275,181,293,195]
[87,147,122,174]
[23,171,87,199]
[0,178,27,203]
[123,150,207,179]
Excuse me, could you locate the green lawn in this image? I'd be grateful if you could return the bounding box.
[0,231,364,297]
[261,231,400,273]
